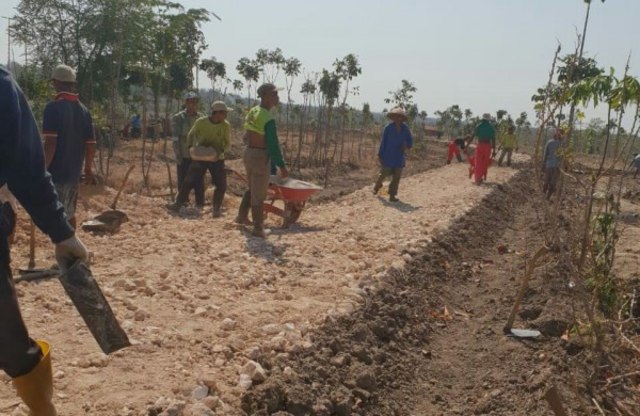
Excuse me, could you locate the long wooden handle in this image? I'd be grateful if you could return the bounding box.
[110,165,135,210]
[28,220,36,269]
[504,246,548,333]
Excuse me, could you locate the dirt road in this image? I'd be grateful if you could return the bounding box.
[0,153,580,416]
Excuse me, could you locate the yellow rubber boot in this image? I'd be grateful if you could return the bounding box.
[13,340,57,416]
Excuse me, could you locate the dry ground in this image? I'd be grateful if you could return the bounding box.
[2,145,638,415]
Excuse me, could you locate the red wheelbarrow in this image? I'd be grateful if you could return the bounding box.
[227,169,323,227]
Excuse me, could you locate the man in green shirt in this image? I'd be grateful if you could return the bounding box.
[169,101,231,217]
[171,92,205,206]
[497,125,518,167]
[236,83,289,238]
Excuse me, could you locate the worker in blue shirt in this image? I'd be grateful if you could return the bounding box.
[373,107,414,202]
[0,66,88,415]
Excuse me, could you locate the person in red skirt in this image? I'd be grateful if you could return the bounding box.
[470,113,496,184]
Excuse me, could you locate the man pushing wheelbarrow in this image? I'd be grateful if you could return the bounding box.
[235,83,289,238]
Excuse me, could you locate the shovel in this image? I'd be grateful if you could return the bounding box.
[82,165,134,233]
[17,220,52,277]
[503,246,548,338]
[58,260,131,354]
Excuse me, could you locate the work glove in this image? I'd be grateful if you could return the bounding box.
[55,235,89,272]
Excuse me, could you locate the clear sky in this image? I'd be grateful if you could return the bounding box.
[1,0,639,123]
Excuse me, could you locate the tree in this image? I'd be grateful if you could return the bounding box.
[236,57,260,104]
[255,47,284,84]
[334,53,362,162]
[283,57,302,146]
[436,105,463,136]
[385,80,417,108]
[11,0,209,105]
[315,69,340,168]
[294,78,317,169]
[200,56,226,100]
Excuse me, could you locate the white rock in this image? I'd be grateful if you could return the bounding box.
[191,385,209,400]
[262,323,281,335]
[193,307,207,317]
[238,373,253,389]
[220,318,236,331]
[391,260,405,271]
[240,360,267,383]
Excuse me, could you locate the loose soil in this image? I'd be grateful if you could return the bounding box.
[2,144,639,415]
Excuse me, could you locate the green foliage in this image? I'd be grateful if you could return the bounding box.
[557,55,604,84]
[15,65,51,121]
[318,69,340,107]
[12,0,210,104]
[435,105,463,135]
[587,205,620,317]
[236,57,260,102]
[200,56,226,95]
[255,48,284,83]
[385,79,417,108]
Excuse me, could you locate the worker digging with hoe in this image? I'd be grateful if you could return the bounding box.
[447,136,466,164]
[169,101,231,217]
[236,83,289,237]
[171,91,205,206]
[42,64,96,230]
[373,106,414,202]
[1,65,89,416]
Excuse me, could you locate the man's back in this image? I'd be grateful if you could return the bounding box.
[43,96,93,184]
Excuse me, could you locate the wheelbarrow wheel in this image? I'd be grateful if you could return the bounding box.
[282,201,305,228]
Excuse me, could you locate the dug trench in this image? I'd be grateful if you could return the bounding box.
[241,166,578,415]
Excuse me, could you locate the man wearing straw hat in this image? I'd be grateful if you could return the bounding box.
[169,101,232,217]
[470,113,496,185]
[373,106,414,202]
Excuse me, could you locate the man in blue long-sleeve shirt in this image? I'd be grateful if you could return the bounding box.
[373,107,413,202]
[0,66,88,415]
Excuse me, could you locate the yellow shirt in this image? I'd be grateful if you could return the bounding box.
[500,133,518,149]
[187,117,231,160]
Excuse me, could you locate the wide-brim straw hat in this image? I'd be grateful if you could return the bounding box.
[387,107,407,120]
[211,101,232,112]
